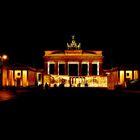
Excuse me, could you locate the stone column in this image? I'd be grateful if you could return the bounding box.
[13,70,15,86]
[7,69,9,86]
[65,62,68,75]
[21,70,23,86]
[27,70,29,86]
[44,62,48,75]
[87,63,89,76]
[79,62,82,76]
[89,62,92,76]
[48,63,50,75]
[99,62,103,75]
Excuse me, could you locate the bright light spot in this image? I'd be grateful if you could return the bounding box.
[38,81,41,86]
[2,55,8,60]
[106,72,110,75]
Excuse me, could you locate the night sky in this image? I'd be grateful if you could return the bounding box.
[1,2,139,69]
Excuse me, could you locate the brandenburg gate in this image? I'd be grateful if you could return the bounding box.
[43,35,107,88]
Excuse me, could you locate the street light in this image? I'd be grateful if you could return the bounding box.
[0,54,8,89]
[0,54,8,61]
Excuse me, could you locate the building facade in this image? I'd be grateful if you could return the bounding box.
[104,65,140,88]
[1,64,43,88]
[117,66,139,86]
[43,35,108,88]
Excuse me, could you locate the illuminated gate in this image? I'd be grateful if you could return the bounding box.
[43,35,105,88]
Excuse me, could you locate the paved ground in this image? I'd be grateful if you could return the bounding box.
[1,88,140,114]
[1,87,140,102]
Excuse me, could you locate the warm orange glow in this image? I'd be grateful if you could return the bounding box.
[2,67,8,86]
[9,70,14,86]
[7,69,40,87]
[44,75,107,88]
[43,37,104,88]
[13,70,21,86]
[37,72,42,85]
[2,55,8,60]
[15,70,21,79]
[134,70,138,79]
[126,70,132,80]
[120,70,124,84]
[28,70,36,86]
[22,70,28,87]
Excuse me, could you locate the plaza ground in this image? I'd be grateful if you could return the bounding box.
[1,87,140,116]
[1,87,140,102]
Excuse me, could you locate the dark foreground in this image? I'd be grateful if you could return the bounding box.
[1,87,140,114]
[1,88,139,136]
[1,87,140,99]
[1,87,140,102]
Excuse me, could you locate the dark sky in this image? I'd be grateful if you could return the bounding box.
[1,2,140,69]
